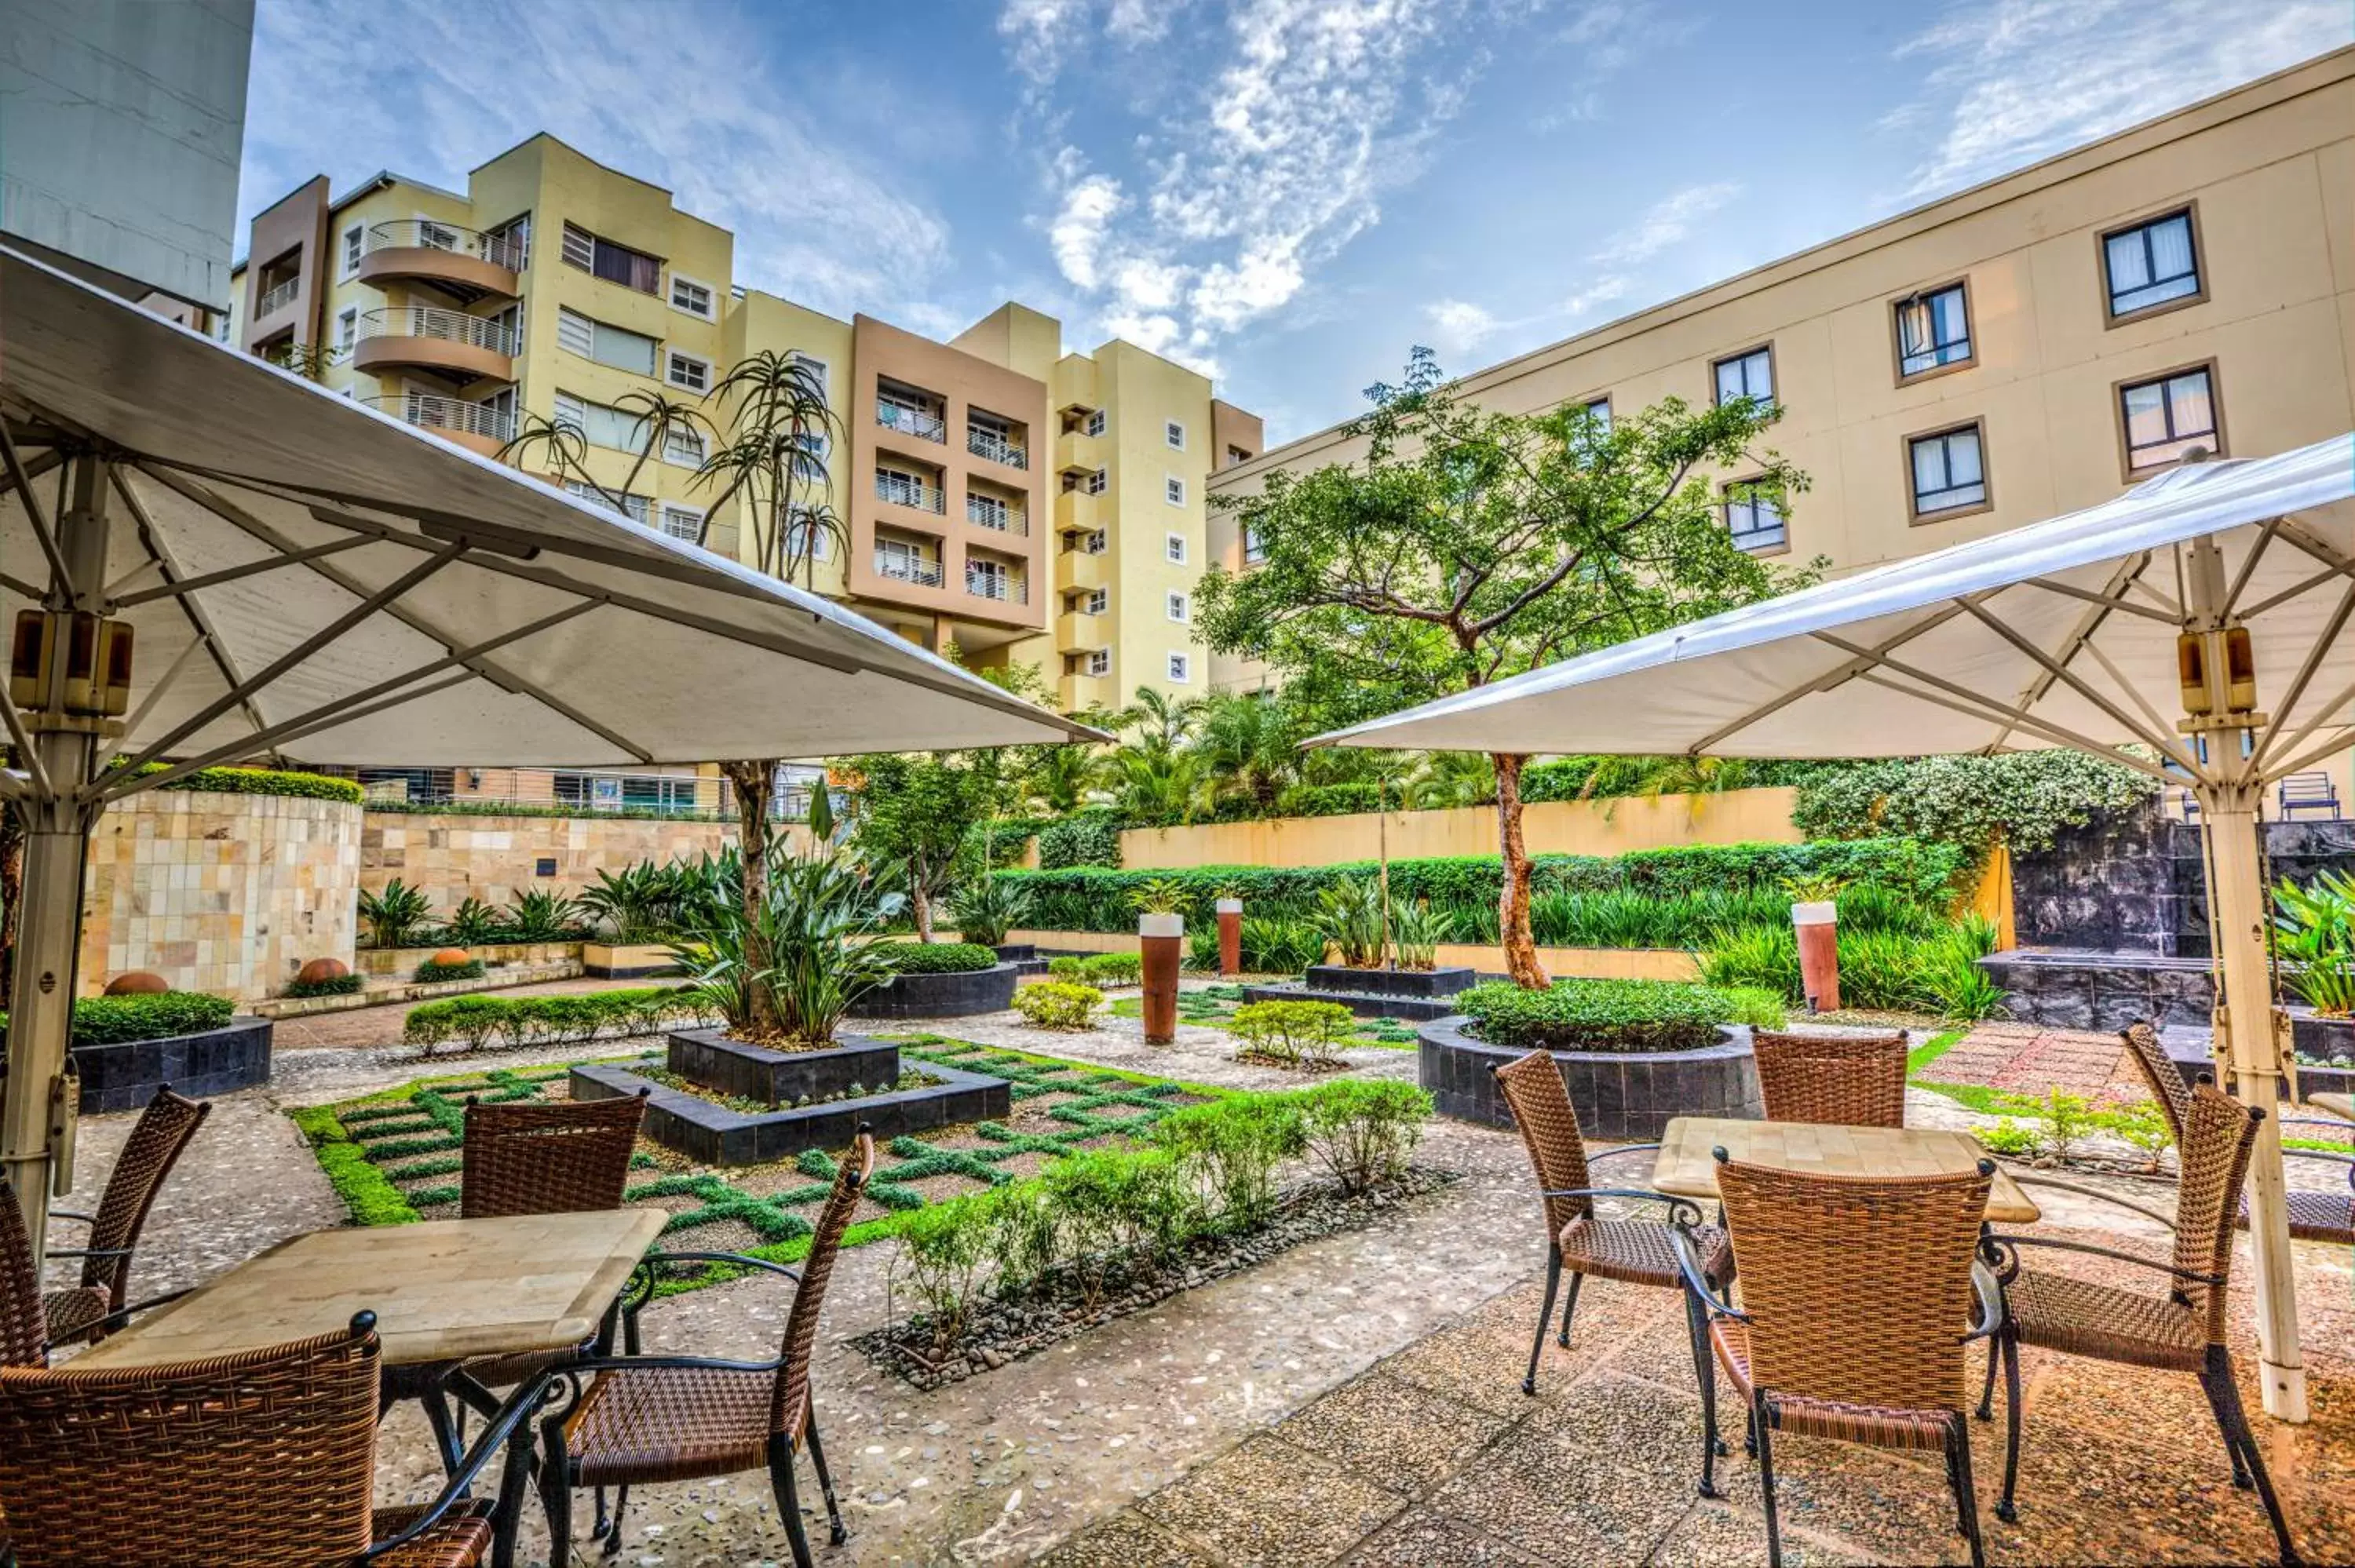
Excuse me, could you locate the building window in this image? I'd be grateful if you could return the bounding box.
[1165,532,1188,564]
[968,491,1011,531]
[2120,363,2222,472]
[416,217,460,251]
[562,478,652,526]
[661,425,706,466]
[1167,590,1189,622]
[1243,523,1265,564]
[1165,476,1185,506]
[1722,478,1786,552]
[1582,396,1612,433]
[1165,419,1186,450]
[1167,652,1192,684]
[556,308,657,376]
[2103,209,2201,321]
[553,391,652,454]
[666,350,710,393]
[1086,409,1106,437]
[1085,648,1111,677]
[1084,588,1108,614]
[339,223,365,279]
[560,221,661,294]
[791,429,827,483]
[788,352,827,396]
[655,503,703,543]
[483,213,531,269]
[669,273,715,319]
[1908,423,1988,517]
[334,306,358,353]
[1894,283,1973,378]
[1087,467,1108,495]
[1225,443,1253,468]
[784,507,834,560]
[1084,529,1108,554]
[1713,346,1774,407]
[875,463,940,512]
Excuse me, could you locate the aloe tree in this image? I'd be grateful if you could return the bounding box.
[499,387,714,516]
[694,351,845,587]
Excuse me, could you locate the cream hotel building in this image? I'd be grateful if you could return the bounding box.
[1211,42,2355,808]
[225,133,1261,728]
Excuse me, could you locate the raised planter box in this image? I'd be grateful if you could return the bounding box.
[1304,965,1477,1000]
[356,940,581,976]
[849,961,1020,1019]
[571,1055,1012,1165]
[995,943,1048,977]
[73,1018,272,1114]
[582,941,682,979]
[1417,1014,1761,1141]
[666,1029,904,1107]
[1239,979,1464,1022]
[1976,948,2215,1030]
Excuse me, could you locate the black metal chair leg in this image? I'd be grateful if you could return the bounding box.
[591,1486,611,1540]
[1996,1325,2023,1522]
[772,1442,816,1568]
[1557,1269,1583,1349]
[1524,1245,1562,1396]
[1977,1334,1999,1420]
[2194,1358,2255,1490]
[1687,1291,1722,1498]
[1951,1417,1988,1568]
[421,1391,465,1479]
[1754,1395,1784,1568]
[806,1416,849,1546]
[1745,1404,1758,1458]
[537,1426,572,1568]
[2206,1348,2302,1566]
[600,1485,630,1559]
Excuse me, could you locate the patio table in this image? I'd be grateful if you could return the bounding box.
[2304,1092,2355,1126]
[1652,1117,2041,1223]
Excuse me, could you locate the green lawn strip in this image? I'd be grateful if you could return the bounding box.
[1907,1027,1968,1078]
[1106,994,1417,1048]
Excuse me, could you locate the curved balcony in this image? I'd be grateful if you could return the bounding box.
[357,221,522,301]
[370,392,513,458]
[352,306,517,382]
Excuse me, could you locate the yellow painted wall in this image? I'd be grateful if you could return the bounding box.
[726,290,855,591]
[1112,786,1802,870]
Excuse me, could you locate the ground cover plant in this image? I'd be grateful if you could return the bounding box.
[1699,914,2003,1019]
[1458,976,1785,1053]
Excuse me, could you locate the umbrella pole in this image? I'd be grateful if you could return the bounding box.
[2199,780,2307,1421]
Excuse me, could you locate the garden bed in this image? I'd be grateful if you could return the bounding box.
[854,1166,1458,1389]
[850,961,1020,1019]
[74,1017,272,1113]
[1418,1012,1762,1140]
[572,1056,1012,1165]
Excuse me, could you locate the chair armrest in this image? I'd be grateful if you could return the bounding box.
[45,1209,95,1227]
[357,1369,558,1563]
[1584,1143,1663,1165]
[2282,1146,2355,1167]
[1962,1260,2003,1343]
[42,1246,130,1262]
[1988,1232,2222,1288]
[1539,1187,1703,1228]
[2004,1173,2178,1232]
[634,1249,802,1282]
[547,1350,784,1380]
[622,1249,802,1345]
[49,1287,188,1350]
[1668,1224,1745,1321]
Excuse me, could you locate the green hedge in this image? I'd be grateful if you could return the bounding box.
[403,986,707,1051]
[283,972,365,999]
[875,942,999,975]
[1279,782,1383,818]
[1458,978,1785,1054]
[119,762,364,804]
[998,837,1966,939]
[0,991,237,1047]
[1036,809,1126,870]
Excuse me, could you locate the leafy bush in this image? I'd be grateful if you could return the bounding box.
[435,897,506,948]
[1791,751,2155,855]
[1153,1092,1305,1228]
[579,859,706,944]
[1279,782,1382,817]
[1240,917,1325,975]
[1458,978,1785,1054]
[2276,870,2355,1018]
[874,942,999,975]
[1387,899,1455,970]
[414,957,486,983]
[358,879,434,950]
[1047,952,1143,988]
[1293,1079,1430,1194]
[1232,1000,1356,1068]
[402,986,701,1052]
[677,846,905,1045]
[947,875,1031,947]
[2097,1099,2174,1172]
[1014,982,1104,1030]
[5,992,237,1047]
[283,972,364,999]
[1311,877,1386,967]
[893,1190,999,1351]
[1698,916,2003,1019]
[502,888,586,942]
[1035,809,1126,870]
[119,761,366,804]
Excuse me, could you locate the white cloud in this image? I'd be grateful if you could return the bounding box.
[1890,0,2350,198]
[1561,275,1630,317]
[1424,298,1500,353]
[1047,172,1125,290]
[1589,182,1740,267]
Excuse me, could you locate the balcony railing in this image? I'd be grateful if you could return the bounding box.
[367,220,527,271]
[966,496,1028,536]
[874,550,944,588]
[969,428,1028,469]
[966,569,1028,605]
[877,402,946,443]
[360,306,519,357]
[371,392,514,444]
[255,276,299,316]
[874,475,946,514]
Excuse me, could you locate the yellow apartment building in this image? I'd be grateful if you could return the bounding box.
[1208,44,2355,770]
[226,131,1259,730]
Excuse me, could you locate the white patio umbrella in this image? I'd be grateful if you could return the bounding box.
[0,245,1099,1256]
[1312,432,2355,1422]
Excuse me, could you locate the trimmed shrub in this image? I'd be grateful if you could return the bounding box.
[1290,1078,1431,1194]
[120,761,366,804]
[1013,982,1104,1030]
[1048,953,1141,987]
[1231,1000,1356,1068]
[1791,751,2155,855]
[1152,1092,1305,1228]
[402,986,701,1052]
[414,957,487,984]
[1035,809,1126,870]
[874,942,999,975]
[1279,782,1382,818]
[3,992,238,1047]
[283,972,365,999]
[1458,978,1787,1055]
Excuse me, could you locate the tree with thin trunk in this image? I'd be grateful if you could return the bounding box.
[1196,348,1813,987]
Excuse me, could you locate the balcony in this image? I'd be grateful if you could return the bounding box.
[254,275,300,318]
[874,473,947,516]
[968,427,1029,470]
[1053,488,1101,533]
[966,494,1028,537]
[1060,547,1113,593]
[371,392,513,457]
[1057,608,1107,649]
[877,399,946,444]
[874,549,944,589]
[352,306,517,382]
[358,220,522,302]
[966,567,1029,607]
[1054,428,1103,474]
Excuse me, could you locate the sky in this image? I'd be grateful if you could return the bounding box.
[238,0,2354,447]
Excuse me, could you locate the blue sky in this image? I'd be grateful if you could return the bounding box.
[240,0,2352,445]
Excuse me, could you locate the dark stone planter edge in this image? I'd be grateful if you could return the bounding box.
[71,1017,273,1114]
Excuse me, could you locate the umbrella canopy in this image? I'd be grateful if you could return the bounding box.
[1316,431,2355,1427]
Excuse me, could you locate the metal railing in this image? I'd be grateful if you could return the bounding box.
[255,276,299,316]
[968,428,1028,469]
[966,496,1028,536]
[874,475,945,514]
[359,306,519,357]
[366,220,526,271]
[874,550,945,588]
[371,392,514,444]
[966,569,1028,605]
[877,401,946,442]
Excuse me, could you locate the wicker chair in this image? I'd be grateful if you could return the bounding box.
[2120,1019,2355,1243]
[40,1084,208,1347]
[1491,1051,1733,1409]
[0,1311,546,1567]
[1672,1155,2002,1568]
[1,1183,58,1370]
[1751,1028,1909,1127]
[1984,1080,2300,1565]
[535,1130,874,1567]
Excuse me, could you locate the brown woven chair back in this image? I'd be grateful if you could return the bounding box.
[461,1092,646,1219]
[1751,1030,1909,1127]
[1493,1050,1594,1234]
[0,1320,381,1566]
[0,1184,44,1367]
[2118,1020,2192,1143]
[2172,1080,2261,1342]
[80,1085,210,1308]
[1716,1158,1991,1415]
[770,1130,874,1442]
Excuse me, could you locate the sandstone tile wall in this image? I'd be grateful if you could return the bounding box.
[359,811,744,911]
